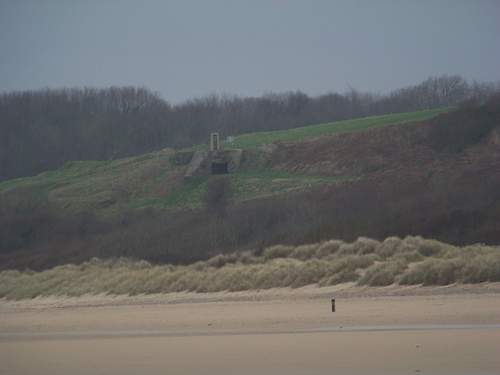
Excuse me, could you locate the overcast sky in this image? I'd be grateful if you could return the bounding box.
[1,0,499,103]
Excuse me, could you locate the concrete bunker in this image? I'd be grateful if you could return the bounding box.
[184,132,242,178]
[210,132,228,174]
[210,132,221,152]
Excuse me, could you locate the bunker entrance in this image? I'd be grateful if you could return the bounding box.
[211,162,228,174]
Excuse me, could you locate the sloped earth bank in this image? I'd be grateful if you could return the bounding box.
[268,103,500,245]
[2,100,500,271]
[1,285,500,374]
[269,101,500,177]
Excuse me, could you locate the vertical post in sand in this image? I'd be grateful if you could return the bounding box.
[331,298,336,312]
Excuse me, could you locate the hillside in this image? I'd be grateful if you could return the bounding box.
[0,109,446,215]
[1,99,499,271]
[1,76,474,183]
[230,107,448,148]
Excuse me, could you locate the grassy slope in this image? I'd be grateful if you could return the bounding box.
[230,107,449,148]
[0,150,180,214]
[157,170,351,209]
[0,108,448,214]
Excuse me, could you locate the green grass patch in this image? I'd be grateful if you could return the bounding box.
[0,150,180,214]
[132,169,354,210]
[0,155,352,213]
[0,160,109,193]
[230,169,352,202]
[230,108,450,149]
[128,175,218,210]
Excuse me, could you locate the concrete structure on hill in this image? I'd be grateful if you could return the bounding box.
[185,133,242,178]
[210,132,221,152]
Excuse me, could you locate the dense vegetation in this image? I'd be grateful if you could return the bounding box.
[0,110,433,216]
[2,236,499,299]
[1,75,498,181]
[1,97,500,271]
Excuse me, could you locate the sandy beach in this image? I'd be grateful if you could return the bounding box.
[1,284,500,374]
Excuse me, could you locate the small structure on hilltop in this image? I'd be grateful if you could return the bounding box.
[209,132,228,174]
[184,132,242,178]
[210,132,221,152]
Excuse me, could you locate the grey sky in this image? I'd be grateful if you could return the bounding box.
[1,0,499,103]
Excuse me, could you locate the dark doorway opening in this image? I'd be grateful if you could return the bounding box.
[211,162,229,174]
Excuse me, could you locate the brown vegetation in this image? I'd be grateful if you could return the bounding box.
[1,236,499,300]
[1,97,500,271]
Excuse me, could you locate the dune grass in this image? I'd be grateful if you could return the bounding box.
[229,108,449,149]
[1,236,499,300]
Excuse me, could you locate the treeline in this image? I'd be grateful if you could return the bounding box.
[1,75,499,181]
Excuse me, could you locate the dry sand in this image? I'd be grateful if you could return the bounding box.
[1,284,500,374]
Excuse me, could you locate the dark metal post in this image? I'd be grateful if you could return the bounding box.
[331,298,335,312]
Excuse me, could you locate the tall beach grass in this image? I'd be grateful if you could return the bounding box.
[1,236,499,300]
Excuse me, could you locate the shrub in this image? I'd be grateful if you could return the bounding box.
[254,259,300,289]
[417,239,448,257]
[461,253,500,283]
[398,236,424,253]
[237,251,262,265]
[289,259,330,287]
[190,261,208,271]
[427,259,465,285]
[352,237,381,254]
[263,244,295,260]
[290,244,319,260]
[337,243,357,256]
[376,237,402,258]
[319,270,359,286]
[400,258,466,285]
[358,261,407,286]
[315,240,344,258]
[327,255,376,276]
[393,250,424,263]
[399,262,429,285]
[206,253,240,268]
